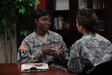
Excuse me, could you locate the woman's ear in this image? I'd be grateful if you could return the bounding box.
[81,25,84,30]
[34,18,37,24]
[78,25,85,33]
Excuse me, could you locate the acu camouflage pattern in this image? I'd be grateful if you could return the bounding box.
[68,33,112,73]
[17,30,68,69]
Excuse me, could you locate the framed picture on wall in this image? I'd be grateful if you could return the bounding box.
[55,0,69,10]
[78,0,87,9]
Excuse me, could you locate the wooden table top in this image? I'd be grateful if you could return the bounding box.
[0,63,78,75]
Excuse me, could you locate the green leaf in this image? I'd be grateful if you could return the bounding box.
[29,3,33,7]
[20,30,30,36]
[2,17,7,27]
[35,0,40,5]
[18,6,25,14]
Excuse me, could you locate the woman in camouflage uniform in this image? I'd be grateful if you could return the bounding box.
[68,8,112,74]
[17,9,69,70]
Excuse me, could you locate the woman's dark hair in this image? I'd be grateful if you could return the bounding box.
[76,8,99,33]
[34,8,50,20]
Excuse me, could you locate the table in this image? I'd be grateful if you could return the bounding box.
[0,63,78,75]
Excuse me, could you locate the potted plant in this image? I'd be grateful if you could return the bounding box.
[0,0,40,63]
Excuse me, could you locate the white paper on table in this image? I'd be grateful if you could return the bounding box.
[21,63,49,72]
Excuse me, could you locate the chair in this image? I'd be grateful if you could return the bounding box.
[88,60,112,75]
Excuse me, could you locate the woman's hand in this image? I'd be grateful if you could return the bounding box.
[52,46,64,57]
[58,47,64,55]
[41,45,64,57]
[41,45,57,56]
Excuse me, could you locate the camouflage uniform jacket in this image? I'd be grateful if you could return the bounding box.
[68,33,112,73]
[17,30,68,69]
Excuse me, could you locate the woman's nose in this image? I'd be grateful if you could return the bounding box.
[46,20,51,25]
